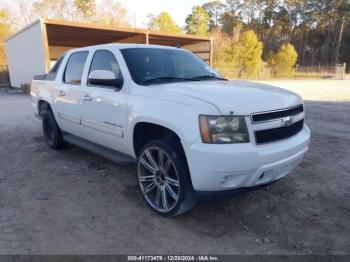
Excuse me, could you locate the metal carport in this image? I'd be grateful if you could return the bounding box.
[6,19,213,87]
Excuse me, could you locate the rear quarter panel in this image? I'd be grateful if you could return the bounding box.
[30,79,58,116]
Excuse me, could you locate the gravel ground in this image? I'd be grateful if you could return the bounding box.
[0,81,349,255]
[257,79,350,102]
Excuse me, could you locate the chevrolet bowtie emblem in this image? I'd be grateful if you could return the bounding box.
[281,116,294,127]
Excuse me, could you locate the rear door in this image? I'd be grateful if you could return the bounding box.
[54,51,89,136]
[79,49,129,153]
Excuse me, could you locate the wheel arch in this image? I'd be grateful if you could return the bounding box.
[38,99,52,116]
[132,121,184,158]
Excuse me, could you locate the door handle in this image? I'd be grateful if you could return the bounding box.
[57,90,65,96]
[82,94,92,101]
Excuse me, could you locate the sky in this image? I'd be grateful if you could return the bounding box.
[99,0,210,28]
[0,0,210,29]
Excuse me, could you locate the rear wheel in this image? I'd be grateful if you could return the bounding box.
[42,110,66,149]
[137,139,197,217]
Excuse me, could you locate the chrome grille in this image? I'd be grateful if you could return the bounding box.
[251,105,304,123]
[251,105,305,144]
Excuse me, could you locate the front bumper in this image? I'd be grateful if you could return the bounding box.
[184,124,310,192]
[195,181,276,201]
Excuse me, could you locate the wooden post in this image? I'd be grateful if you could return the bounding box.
[145,33,149,44]
[40,20,51,72]
[342,63,346,80]
[209,37,213,67]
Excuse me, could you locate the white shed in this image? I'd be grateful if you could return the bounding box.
[5,20,47,88]
[5,19,213,88]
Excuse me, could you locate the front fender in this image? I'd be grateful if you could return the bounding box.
[126,94,219,157]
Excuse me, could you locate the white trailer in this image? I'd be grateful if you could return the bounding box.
[5,19,213,88]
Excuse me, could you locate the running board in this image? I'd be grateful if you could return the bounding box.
[63,133,135,165]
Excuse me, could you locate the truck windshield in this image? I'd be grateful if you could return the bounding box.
[121,48,225,86]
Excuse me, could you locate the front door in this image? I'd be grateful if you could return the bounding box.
[79,49,129,153]
[54,51,89,136]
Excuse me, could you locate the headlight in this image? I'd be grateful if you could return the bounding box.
[199,115,250,144]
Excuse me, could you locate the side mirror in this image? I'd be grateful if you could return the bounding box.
[88,70,123,89]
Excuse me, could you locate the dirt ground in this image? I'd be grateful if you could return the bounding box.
[257,79,350,102]
[0,80,349,255]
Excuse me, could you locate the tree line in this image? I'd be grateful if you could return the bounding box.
[1,0,349,76]
[149,0,350,76]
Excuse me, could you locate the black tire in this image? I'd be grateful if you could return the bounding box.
[42,110,66,149]
[137,139,197,217]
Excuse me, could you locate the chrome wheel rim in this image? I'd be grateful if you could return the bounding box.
[137,147,180,213]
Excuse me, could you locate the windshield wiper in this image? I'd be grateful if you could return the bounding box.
[190,75,228,81]
[142,76,200,85]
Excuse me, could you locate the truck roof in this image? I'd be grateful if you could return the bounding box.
[68,43,181,53]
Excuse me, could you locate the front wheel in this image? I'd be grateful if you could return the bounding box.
[137,139,197,217]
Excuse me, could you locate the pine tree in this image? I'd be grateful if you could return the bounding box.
[202,1,225,30]
[185,6,210,36]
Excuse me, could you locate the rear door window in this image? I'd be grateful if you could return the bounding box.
[45,54,65,81]
[63,51,89,85]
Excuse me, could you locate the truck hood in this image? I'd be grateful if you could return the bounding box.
[161,80,303,115]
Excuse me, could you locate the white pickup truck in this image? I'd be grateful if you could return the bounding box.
[31,44,310,216]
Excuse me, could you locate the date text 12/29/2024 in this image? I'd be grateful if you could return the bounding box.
[127,255,220,261]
